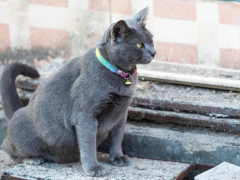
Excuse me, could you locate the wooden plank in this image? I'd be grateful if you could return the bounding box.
[138,69,240,92]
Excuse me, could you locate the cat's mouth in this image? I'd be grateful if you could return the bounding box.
[140,57,153,64]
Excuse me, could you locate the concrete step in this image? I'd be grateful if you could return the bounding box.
[132,80,240,118]
[16,89,240,134]
[1,151,191,180]
[100,121,240,167]
[1,114,240,168]
[13,59,240,133]
[17,79,240,118]
[128,106,240,133]
[15,62,240,118]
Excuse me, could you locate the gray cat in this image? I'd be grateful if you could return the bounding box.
[0,7,155,177]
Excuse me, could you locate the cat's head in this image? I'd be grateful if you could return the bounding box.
[98,7,155,71]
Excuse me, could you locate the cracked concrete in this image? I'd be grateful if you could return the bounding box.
[1,151,190,180]
[118,121,240,166]
[1,116,240,169]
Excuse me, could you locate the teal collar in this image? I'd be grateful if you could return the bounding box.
[96,48,136,86]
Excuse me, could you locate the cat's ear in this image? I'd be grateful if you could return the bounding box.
[111,20,130,43]
[130,6,149,25]
[98,20,130,44]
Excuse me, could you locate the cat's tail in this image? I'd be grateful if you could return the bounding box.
[0,63,40,120]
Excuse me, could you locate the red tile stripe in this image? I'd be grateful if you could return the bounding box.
[0,23,10,50]
[154,0,196,21]
[155,41,198,64]
[219,2,240,25]
[111,0,132,15]
[30,27,70,49]
[220,48,240,69]
[89,0,110,12]
[28,0,68,7]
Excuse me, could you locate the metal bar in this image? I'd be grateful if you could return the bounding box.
[128,106,240,133]
[1,174,27,180]
[131,96,240,118]
[176,165,194,180]
[193,164,214,171]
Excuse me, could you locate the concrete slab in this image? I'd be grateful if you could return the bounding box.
[1,150,191,180]
[118,121,240,167]
[194,162,240,180]
[2,117,240,169]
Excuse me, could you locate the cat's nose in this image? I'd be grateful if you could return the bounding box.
[150,50,156,57]
[151,52,156,57]
[146,44,156,58]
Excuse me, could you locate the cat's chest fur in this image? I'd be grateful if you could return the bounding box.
[73,48,138,133]
[96,93,131,134]
[85,78,136,134]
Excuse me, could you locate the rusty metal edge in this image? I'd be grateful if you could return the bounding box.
[1,166,193,180]
[174,163,214,180]
[1,154,213,180]
[193,164,214,171]
[122,154,194,180]
[1,173,28,180]
[128,106,240,133]
[131,96,240,118]
[175,164,193,180]
[126,154,214,180]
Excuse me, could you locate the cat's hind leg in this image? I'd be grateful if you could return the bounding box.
[2,109,45,165]
[2,138,44,165]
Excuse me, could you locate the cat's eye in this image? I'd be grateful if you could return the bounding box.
[137,43,143,48]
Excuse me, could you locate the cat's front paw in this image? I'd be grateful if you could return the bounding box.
[22,157,44,165]
[111,155,130,166]
[84,164,106,177]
